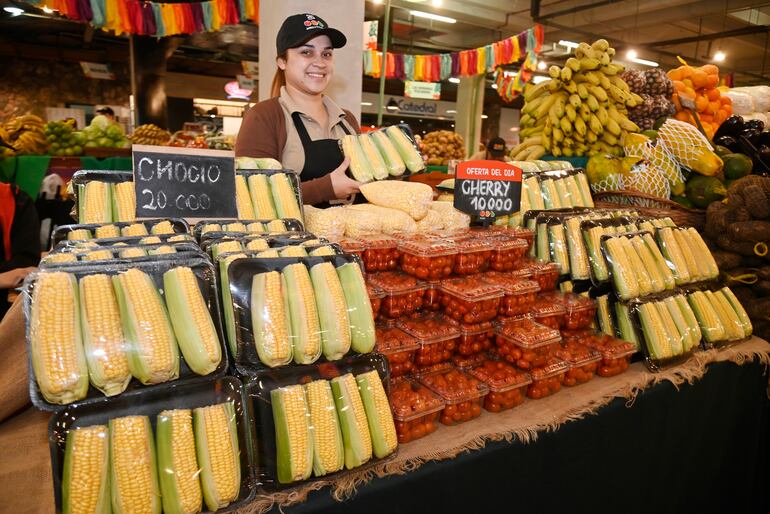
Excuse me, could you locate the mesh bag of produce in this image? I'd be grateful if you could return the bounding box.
[430,201,471,230]
[304,205,346,241]
[360,181,433,221]
[622,161,671,201]
[623,136,684,188]
[589,173,624,194]
[657,119,721,177]
[343,206,381,237]
[415,208,443,233]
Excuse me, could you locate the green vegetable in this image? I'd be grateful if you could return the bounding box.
[685,175,727,208]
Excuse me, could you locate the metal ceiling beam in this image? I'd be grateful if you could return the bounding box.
[645,25,770,47]
[534,0,626,21]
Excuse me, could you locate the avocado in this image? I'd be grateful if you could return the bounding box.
[641,130,658,142]
[714,145,733,158]
[653,117,669,131]
[722,153,753,180]
[671,195,695,208]
[685,175,727,208]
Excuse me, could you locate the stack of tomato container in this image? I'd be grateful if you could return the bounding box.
[345,226,635,443]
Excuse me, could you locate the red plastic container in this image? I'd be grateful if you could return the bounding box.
[529,299,567,330]
[375,325,419,378]
[359,234,401,272]
[451,353,488,369]
[367,271,427,319]
[562,329,636,377]
[419,366,489,426]
[424,282,442,311]
[531,262,561,291]
[367,283,384,320]
[389,378,445,443]
[481,272,540,317]
[455,321,495,356]
[397,315,460,368]
[439,277,503,324]
[468,359,531,412]
[541,292,597,330]
[494,318,561,371]
[488,237,529,271]
[527,359,568,399]
[555,340,601,386]
[338,238,364,261]
[452,239,493,275]
[399,239,457,281]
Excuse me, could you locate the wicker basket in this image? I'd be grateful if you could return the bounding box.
[593,190,706,230]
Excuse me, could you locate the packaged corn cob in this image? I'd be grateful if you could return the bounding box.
[53,233,195,252]
[72,170,135,224]
[239,169,305,222]
[193,218,304,241]
[51,218,189,247]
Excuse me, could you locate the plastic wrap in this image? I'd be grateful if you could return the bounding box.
[562,329,635,377]
[439,277,503,324]
[396,315,460,368]
[52,218,189,247]
[399,238,457,280]
[595,293,616,336]
[237,169,304,222]
[452,238,493,275]
[480,272,540,317]
[193,218,303,240]
[493,317,561,370]
[23,257,227,410]
[366,271,428,319]
[529,298,567,330]
[359,181,433,221]
[526,359,568,399]
[358,234,401,272]
[303,205,346,241]
[428,201,471,230]
[389,378,444,443]
[555,340,601,386]
[347,203,418,234]
[467,359,530,413]
[418,365,488,425]
[374,325,418,377]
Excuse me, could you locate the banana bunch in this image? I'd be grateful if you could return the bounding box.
[510,39,643,160]
[1,114,48,157]
[130,124,171,146]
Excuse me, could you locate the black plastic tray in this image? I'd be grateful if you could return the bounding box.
[71,169,133,185]
[51,218,190,247]
[48,376,254,514]
[193,218,304,240]
[54,232,195,250]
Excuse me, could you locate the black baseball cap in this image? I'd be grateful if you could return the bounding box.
[487,137,506,157]
[276,14,347,55]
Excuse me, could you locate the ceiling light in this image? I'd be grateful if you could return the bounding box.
[409,10,456,23]
[558,40,579,49]
[537,60,547,70]
[431,0,443,6]
[4,6,24,15]
[626,49,638,60]
[531,76,550,84]
[448,77,460,84]
[481,114,488,119]
[509,127,519,132]
[361,101,373,106]
[372,0,383,4]
[714,51,726,62]
[491,83,498,89]
[630,57,659,67]
[445,109,457,114]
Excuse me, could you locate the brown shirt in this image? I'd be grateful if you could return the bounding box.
[235,87,361,205]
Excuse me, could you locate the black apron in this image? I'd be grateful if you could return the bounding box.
[291,112,358,208]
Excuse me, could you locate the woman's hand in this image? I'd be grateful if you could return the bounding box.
[0,267,36,289]
[329,157,361,199]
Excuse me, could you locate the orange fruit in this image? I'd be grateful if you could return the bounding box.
[692,70,709,88]
[695,95,709,111]
[706,75,719,88]
[672,93,682,110]
[680,66,694,79]
[720,96,732,106]
[699,113,714,123]
[675,111,693,122]
[723,104,733,116]
[706,88,720,101]
[709,101,721,114]
[701,64,719,76]
[714,110,728,124]
[668,68,683,81]
[682,78,694,88]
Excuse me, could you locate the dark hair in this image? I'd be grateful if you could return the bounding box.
[271,52,288,98]
[96,107,115,116]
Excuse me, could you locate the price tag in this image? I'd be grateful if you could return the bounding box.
[132,145,237,220]
[453,160,522,219]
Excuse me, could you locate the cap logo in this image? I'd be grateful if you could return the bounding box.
[303,14,324,29]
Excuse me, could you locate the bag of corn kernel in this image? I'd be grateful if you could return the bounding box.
[359,181,433,221]
[304,205,346,241]
[346,204,417,234]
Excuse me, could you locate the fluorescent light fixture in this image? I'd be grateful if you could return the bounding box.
[432,0,443,6]
[361,101,373,106]
[626,49,638,60]
[409,10,457,23]
[445,109,457,114]
[491,83,498,89]
[630,57,659,67]
[714,51,726,62]
[4,6,24,15]
[481,114,488,119]
[558,40,579,49]
[386,105,398,110]
[537,60,547,70]
[531,75,550,84]
[448,77,460,84]
[372,0,383,4]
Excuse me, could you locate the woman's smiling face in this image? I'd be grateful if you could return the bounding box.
[278,34,334,95]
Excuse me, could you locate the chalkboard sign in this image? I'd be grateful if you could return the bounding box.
[132,145,237,219]
[453,160,522,219]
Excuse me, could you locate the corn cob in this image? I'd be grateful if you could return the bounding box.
[632,236,664,293]
[342,134,374,183]
[331,373,372,469]
[95,224,120,239]
[224,222,247,233]
[523,176,545,210]
[720,287,753,338]
[122,223,149,237]
[358,134,388,180]
[30,272,89,404]
[705,290,744,341]
[300,239,324,247]
[112,268,179,384]
[109,416,160,514]
[246,239,269,251]
[63,424,110,514]
[540,178,562,209]
[370,130,406,176]
[304,380,344,476]
[163,267,222,376]
[310,246,337,257]
[202,224,222,235]
[553,179,572,208]
[193,402,241,510]
[246,222,265,233]
[674,294,702,345]
[278,245,307,258]
[656,300,684,356]
[574,173,594,207]
[248,174,278,220]
[266,219,286,233]
[385,126,423,172]
[638,302,672,360]
[638,221,656,234]
[596,294,615,336]
[536,222,550,263]
[622,236,653,295]
[615,302,640,350]
[663,296,694,352]
[642,233,676,290]
[356,371,397,459]
[43,252,78,265]
[563,175,584,207]
[250,271,293,368]
[336,262,375,353]
[257,249,281,258]
[79,274,131,396]
[604,237,639,300]
[140,236,162,245]
[566,217,589,280]
[310,262,351,361]
[548,224,570,275]
[111,182,136,222]
[673,229,701,282]
[271,385,313,483]
[67,229,92,241]
[84,249,114,261]
[156,409,202,514]
[169,234,191,243]
[270,173,303,221]
[283,263,322,364]
[80,181,112,224]
[584,226,609,281]
[149,245,176,255]
[151,220,174,235]
[219,252,246,356]
[687,291,725,343]
[235,175,256,219]
[212,241,243,261]
[685,228,719,280]
[657,228,691,285]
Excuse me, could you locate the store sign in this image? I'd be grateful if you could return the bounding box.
[405,81,441,100]
[132,145,236,219]
[363,20,378,50]
[454,160,522,219]
[80,62,115,80]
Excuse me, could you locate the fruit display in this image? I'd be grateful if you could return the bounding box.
[44,119,86,156]
[169,130,208,149]
[655,227,719,285]
[375,326,418,377]
[687,289,752,344]
[467,359,531,412]
[634,294,704,364]
[420,130,466,165]
[341,127,422,182]
[619,69,676,130]
[493,317,562,370]
[562,330,636,377]
[511,39,642,159]
[555,340,601,386]
[206,131,235,150]
[602,233,674,299]
[366,271,428,319]
[481,272,540,317]
[439,277,503,324]
[667,63,731,140]
[712,115,770,175]
[399,238,457,280]
[396,315,460,368]
[418,366,488,426]
[389,378,445,443]
[130,123,171,146]
[519,169,595,212]
[527,359,569,399]
[0,114,47,156]
[452,239,493,275]
[77,179,136,223]
[359,235,402,272]
[82,115,131,149]
[529,298,566,330]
